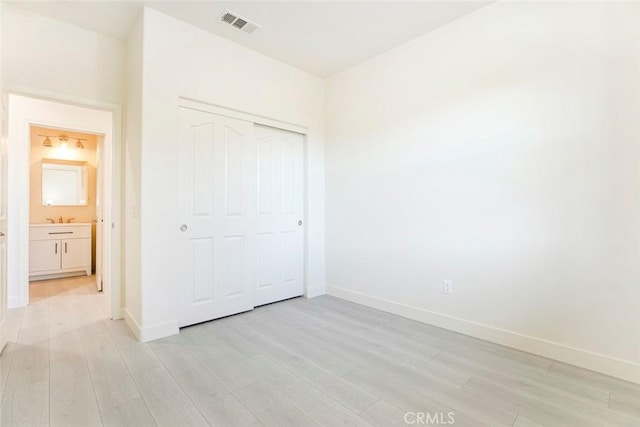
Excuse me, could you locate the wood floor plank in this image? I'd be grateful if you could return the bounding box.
[513,414,546,427]
[462,376,599,426]
[430,350,611,407]
[131,366,209,427]
[188,342,258,392]
[360,400,411,427]
[610,389,640,418]
[352,364,517,426]
[311,324,468,388]
[290,300,446,362]
[462,372,639,426]
[101,397,156,427]
[245,332,378,414]
[0,343,50,426]
[343,366,487,427]
[196,320,264,359]
[118,341,165,374]
[241,312,357,376]
[242,354,372,426]
[197,393,259,427]
[306,297,553,378]
[151,342,257,426]
[78,322,143,411]
[49,355,102,427]
[0,341,18,401]
[233,381,321,427]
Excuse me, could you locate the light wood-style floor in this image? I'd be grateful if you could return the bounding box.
[1,276,639,426]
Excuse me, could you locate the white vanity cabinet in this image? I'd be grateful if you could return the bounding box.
[29,224,92,280]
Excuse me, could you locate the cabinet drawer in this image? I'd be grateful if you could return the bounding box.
[30,225,91,241]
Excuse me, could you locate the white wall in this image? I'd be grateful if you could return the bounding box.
[2,5,125,105]
[2,6,125,314]
[326,1,640,382]
[127,8,325,340]
[123,12,143,333]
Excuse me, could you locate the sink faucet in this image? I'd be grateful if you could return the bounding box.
[59,216,63,223]
[66,218,75,223]
[45,218,55,224]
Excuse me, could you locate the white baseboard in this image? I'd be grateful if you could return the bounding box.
[327,286,640,384]
[305,286,326,298]
[112,306,124,321]
[7,296,22,309]
[124,308,179,343]
[123,308,142,341]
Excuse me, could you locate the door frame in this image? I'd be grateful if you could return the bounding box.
[7,93,122,319]
[177,98,313,304]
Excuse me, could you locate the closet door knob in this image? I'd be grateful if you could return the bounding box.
[180,224,188,232]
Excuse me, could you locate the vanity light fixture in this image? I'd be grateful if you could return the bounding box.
[39,134,86,150]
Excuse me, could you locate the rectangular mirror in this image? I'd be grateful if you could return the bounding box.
[42,159,88,206]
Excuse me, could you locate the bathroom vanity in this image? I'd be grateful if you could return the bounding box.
[29,223,92,281]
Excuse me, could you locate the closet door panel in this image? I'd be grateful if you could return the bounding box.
[178,107,256,327]
[254,124,305,306]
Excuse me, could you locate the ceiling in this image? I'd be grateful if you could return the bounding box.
[8,1,493,77]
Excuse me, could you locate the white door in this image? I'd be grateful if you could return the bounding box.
[178,108,256,327]
[254,125,305,306]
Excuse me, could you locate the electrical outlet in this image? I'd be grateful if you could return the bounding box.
[443,280,453,295]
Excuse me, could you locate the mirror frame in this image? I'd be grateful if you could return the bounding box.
[41,158,89,207]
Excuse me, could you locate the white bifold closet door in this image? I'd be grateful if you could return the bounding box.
[177,108,304,328]
[254,124,305,307]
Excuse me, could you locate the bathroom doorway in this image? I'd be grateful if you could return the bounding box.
[6,94,122,319]
[27,126,103,297]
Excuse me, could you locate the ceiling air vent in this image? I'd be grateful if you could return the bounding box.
[220,10,260,34]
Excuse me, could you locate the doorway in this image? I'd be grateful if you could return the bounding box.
[27,127,104,303]
[6,94,121,319]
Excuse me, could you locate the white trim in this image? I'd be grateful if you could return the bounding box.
[327,285,640,385]
[125,308,179,343]
[139,321,180,343]
[302,133,312,303]
[123,308,142,341]
[6,85,122,114]
[7,94,122,321]
[305,286,325,298]
[179,97,308,135]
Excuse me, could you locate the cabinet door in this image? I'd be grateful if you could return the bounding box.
[61,238,91,270]
[29,240,61,272]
